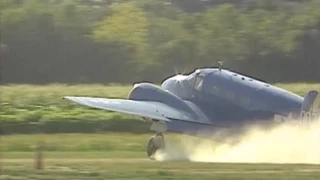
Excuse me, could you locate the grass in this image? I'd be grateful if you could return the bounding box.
[0,84,132,99]
[0,83,319,134]
[1,83,319,179]
[0,133,195,153]
[1,133,320,179]
[0,133,196,155]
[1,151,144,159]
[0,84,132,120]
[2,158,320,180]
[0,133,154,152]
[0,84,145,134]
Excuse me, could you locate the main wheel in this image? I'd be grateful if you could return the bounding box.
[146,134,165,160]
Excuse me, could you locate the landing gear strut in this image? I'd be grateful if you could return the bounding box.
[146,132,165,160]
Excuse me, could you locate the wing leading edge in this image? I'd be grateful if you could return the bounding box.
[63,96,213,125]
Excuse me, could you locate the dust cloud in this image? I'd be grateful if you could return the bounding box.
[155,119,320,164]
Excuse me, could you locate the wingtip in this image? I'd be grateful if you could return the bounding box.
[62,96,69,99]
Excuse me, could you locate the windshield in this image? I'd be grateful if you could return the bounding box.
[194,76,203,91]
[188,74,204,91]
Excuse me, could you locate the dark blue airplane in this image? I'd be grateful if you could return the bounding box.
[64,67,320,159]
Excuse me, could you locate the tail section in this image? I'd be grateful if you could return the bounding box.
[300,90,320,122]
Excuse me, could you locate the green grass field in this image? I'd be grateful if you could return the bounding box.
[1,83,319,134]
[2,159,320,180]
[0,133,155,152]
[1,83,320,179]
[1,133,320,180]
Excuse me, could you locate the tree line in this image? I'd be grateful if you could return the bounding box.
[1,0,320,84]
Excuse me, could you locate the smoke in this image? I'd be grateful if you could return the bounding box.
[155,119,320,164]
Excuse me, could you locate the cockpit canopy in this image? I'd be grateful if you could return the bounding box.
[161,69,204,99]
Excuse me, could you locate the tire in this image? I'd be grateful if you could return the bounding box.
[146,135,165,159]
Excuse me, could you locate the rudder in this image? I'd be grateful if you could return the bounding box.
[300,90,320,121]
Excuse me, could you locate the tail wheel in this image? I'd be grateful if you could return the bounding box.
[146,134,165,160]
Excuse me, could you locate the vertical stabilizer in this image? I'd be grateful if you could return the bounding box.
[301,90,318,112]
[300,90,319,121]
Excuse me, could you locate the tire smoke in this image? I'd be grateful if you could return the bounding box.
[155,119,320,164]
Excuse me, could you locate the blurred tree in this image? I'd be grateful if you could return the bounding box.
[1,0,320,84]
[197,4,246,65]
[92,3,149,66]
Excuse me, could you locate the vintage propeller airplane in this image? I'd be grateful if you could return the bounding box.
[64,65,320,159]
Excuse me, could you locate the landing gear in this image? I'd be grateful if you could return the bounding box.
[146,133,165,160]
[147,120,167,159]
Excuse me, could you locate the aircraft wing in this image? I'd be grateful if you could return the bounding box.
[63,96,211,124]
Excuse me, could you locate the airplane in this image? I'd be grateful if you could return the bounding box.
[63,66,320,159]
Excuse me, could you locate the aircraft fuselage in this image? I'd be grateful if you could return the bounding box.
[161,68,304,128]
[64,67,319,159]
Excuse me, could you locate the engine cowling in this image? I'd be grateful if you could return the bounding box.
[128,83,195,115]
